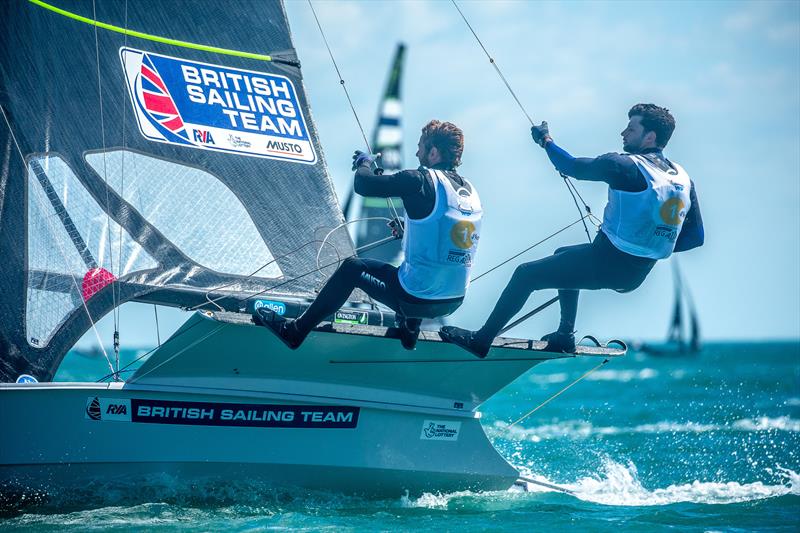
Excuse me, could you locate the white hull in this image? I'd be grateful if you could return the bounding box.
[1,311,619,501]
[1,384,514,498]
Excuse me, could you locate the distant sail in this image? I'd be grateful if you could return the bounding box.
[0,0,352,381]
[344,43,406,264]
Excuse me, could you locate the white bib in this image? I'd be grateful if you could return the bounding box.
[602,154,692,259]
[398,169,482,299]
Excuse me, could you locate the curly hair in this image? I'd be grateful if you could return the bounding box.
[420,120,464,168]
[629,103,676,148]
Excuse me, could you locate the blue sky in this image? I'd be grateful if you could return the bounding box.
[78,0,799,350]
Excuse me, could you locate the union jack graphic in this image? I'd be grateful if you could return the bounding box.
[138,54,189,142]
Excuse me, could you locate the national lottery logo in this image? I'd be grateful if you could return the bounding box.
[120,47,316,164]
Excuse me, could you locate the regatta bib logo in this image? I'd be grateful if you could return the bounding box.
[659,197,686,225]
[450,221,478,249]
[447,249,473,266]
[120,48,316,164]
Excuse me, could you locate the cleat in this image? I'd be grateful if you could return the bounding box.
[439,326,491,359]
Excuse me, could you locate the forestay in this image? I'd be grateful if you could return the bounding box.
[0,0,352,382]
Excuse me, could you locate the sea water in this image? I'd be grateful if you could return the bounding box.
[2,342,798,531]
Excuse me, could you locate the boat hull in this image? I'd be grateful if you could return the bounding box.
[0,384,517,500]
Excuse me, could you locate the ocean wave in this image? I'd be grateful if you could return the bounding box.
[402,460,799,509]
[559,459,800,506]
[528,372,570,385]
[584,368,658,382]
[493,416,800,441]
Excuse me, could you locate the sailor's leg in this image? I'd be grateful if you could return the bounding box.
[294,256,368,334]
[476,243,595,342]
[557,289,579,332]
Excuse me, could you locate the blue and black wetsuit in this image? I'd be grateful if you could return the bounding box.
[471,142,704,344]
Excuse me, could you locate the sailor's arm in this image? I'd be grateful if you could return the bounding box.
[353,165,424,198]
[531,123,643,191]
[674,182,704,252]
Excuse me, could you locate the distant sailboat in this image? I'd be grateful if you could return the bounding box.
[638,258,701,356]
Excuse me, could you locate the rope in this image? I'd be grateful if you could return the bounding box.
[315,216,393,271]
[506,358,610,430]
[306,0,400,221]
[471,215,589,283]
[450,0,593,243]
[194,215,396,312]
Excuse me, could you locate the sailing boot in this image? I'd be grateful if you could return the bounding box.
[439,326,491,359]
[397,317,421,351]
[254,308,306,350]
[540,330,576,353]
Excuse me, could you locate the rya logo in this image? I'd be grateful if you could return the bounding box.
[193,129,215,144]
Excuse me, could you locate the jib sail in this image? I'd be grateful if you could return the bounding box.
[0,0,353,381]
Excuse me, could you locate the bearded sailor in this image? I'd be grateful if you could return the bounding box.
[441,104,704,357]
[255,120,482,350]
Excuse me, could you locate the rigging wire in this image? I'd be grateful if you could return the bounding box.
[505,357,610,430]
[1,106,116,378]
[450,0,594,243]
[470,215,590,283]
[92,0,120,378]
[193,217,397,312]
[315,216,393,270]
[114,0,129,360]
[306,0,401,222]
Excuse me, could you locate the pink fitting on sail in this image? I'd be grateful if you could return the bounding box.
[81,268,116,301]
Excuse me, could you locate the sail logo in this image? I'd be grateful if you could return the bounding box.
[120,47,316,164]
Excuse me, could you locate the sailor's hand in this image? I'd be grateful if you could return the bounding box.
[531,121,551,148]
[352,150,374,171]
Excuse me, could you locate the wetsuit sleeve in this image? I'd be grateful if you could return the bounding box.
[544,141,646,192]
[674,181,704,252]
[353,167,425,198]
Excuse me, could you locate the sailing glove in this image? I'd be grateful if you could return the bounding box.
[531,121,551,148]
[352,150,374,171]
